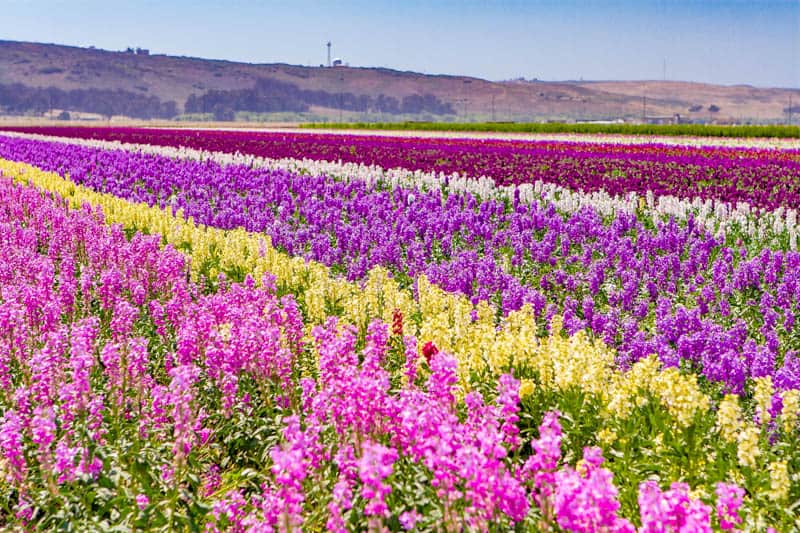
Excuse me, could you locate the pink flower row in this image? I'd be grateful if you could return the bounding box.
[0,175,745,530]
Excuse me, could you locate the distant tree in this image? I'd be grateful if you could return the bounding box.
[0,83,180,119]
[212,105,235,121]
[183,79,454,117]
[57,111,71,120]
[708,104,721,113]
[688,104,703,112]
[160,100,178,118]
[94,96,116,120]
[185,94,200,113]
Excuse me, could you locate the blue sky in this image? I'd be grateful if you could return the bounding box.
[3,0,798,87]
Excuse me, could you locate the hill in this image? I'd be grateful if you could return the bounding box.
[0,40,797,123]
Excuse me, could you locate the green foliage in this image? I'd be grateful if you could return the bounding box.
[301,121,800,138]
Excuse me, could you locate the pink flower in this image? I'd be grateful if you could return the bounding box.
[135,493,149,510]
[715,482,745,531]
[167,364,201,463]
[54,440,79,484]
[270,415,309,530]
[161,464,174,483]
[403,336,419,385]
[638,481,712,533]
[496,373,521,450]
[399,509,422,530]
[522,410,563,501]
[0,410,27,486]
[358,440,398,518]
[552,447,629,533]
[326,476,353,533]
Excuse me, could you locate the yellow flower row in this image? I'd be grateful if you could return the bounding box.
[3,158,799,437]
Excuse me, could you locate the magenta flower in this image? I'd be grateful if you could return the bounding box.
[135,493,149,510]
[552,447,631,533]
[358,440,398,518]
[715,482,745,531]
[638,481,713,533]
[399,509,422,530]
[522,410,563,501]
[0,410,28,486]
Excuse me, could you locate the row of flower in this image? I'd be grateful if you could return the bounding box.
[0,130,798,528]
[0,135,798,398]
[3,126,800,210]
[292,127,800,150]
[0,157,796,532]
[4,130,798,246]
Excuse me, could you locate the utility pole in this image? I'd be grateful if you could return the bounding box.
[642,95,647,123]
[462,79,472,122]
[491,94,496,122]
[789,93,793,126]
[327,41,331,68]
[339,74,344,123]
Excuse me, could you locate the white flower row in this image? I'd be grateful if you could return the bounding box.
[1,131,796,249]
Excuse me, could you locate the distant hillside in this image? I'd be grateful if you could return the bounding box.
[0,40,797,123]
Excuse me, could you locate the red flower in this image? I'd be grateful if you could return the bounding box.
[422,341,438,364]
[391,308,403,337]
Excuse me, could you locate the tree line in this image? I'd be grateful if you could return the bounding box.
[0,78,456,120]
[0,83,178,119]
[185,78,455,120]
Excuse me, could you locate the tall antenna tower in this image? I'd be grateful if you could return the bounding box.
[327,41,332,67]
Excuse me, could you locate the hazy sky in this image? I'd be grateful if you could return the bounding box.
[3,0,798,88]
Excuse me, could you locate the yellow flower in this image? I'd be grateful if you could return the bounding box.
[519,378,536,399]
[736,426,761,469]
[727,469,745,486]
[653,432,663,449]
[597,427,617,446]
[780,389,799,434]
[768,460,790,502]
[651,367,709,427]
[753,376,774,424]
[717,395,743,444]
[689,487,708,501]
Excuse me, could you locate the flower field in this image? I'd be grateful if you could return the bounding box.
[5,126,800,209]
[0,127,797,531]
